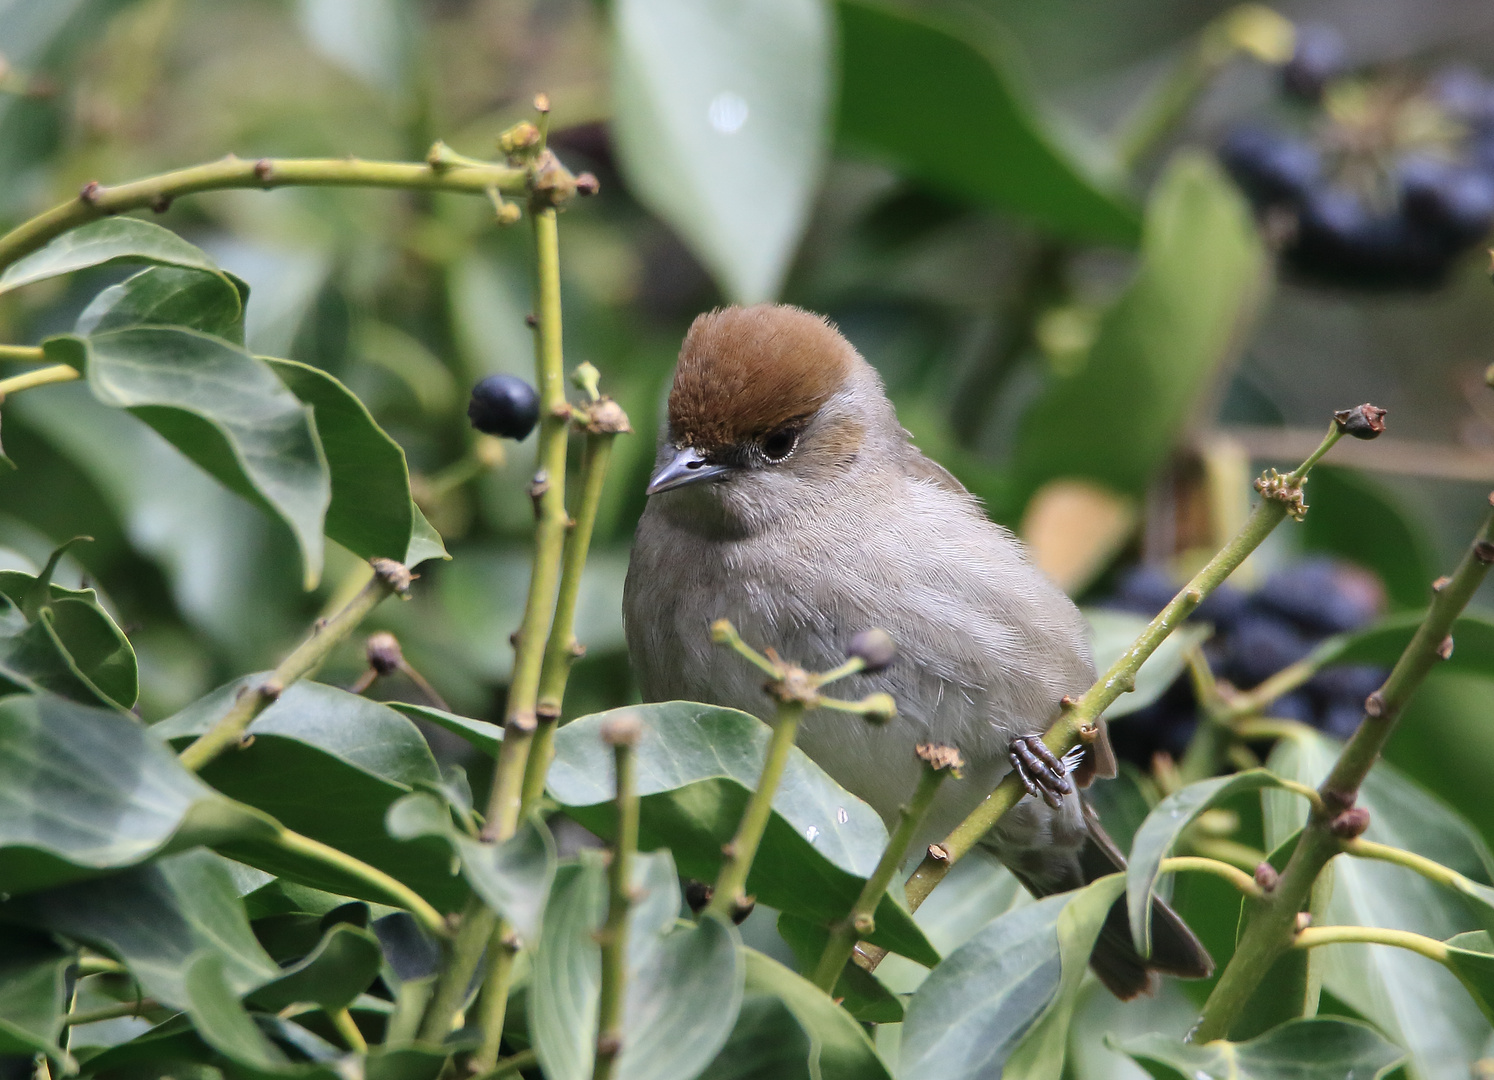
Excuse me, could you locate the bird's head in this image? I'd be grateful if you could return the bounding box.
[646,304,896,529]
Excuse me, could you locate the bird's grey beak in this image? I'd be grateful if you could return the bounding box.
[646,445,730,495]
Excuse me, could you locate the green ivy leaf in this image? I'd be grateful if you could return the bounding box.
[1011,152,1266,508]
[1127,771,1290,957]
[0,217,232,296]
[386,791,556,940]
[266,358,445,567]
[611,0,832,303]
[8,850,281,1010]
[77,265,248,343]
[156,679,465,912]
[1265,727,1494,1075]
[182,951,292,1071]
[43,328,332,589]
[0,927,72,1064]
[545,702,939,966]
[697,947,892,1080]
[0,693,269,896]
[836,0,1138,245]
[246,922,383,1014]
[0,564,137,708]
[1111,1017,1405,1080]
[531,851,745,1080]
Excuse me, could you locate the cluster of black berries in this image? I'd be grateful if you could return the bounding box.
[1219,24,1494,290]
[1101,558,1388,767]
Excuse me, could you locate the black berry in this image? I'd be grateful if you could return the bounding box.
[468,374,540,440]
[847,628,896,672]
[1219,127,1321,207]
[1253,559,1385,635]
[1281,24,1346,101]
[1399,156,1494,244]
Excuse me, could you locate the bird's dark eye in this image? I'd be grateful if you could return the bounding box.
[759,426,800,462]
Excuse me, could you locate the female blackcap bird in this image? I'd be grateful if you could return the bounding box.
[623,304,1211,997]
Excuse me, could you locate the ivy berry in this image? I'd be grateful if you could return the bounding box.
[468,374,540,440]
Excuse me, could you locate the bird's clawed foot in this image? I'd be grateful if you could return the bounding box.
[1009,734,1076,809]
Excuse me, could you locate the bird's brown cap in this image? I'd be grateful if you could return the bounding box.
[668,305,857,453]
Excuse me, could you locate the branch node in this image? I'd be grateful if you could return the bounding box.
[1364,691,1385,718]
[1437,635,1455,661]
[1253,862,1280,892]
[78,181,102,206]
[915,742,965,776]
[1254,468,1308,521]
[576,172,601,196]
[1475,540,1494,565]
[928,843,950,863]
[253,158,273,185]
[595,1034,621,1058]
[536,701,561,721]
[1295,911,1313,932]
[507,711,538,735]
[150,194,172,214]
[851,912,875,935]
[259,679,284,703]
[1322,787,1356,814]
[1330,806,1371,839]
[1432,575,1452,593]
[730,896,756,924]
[370,557,413,595]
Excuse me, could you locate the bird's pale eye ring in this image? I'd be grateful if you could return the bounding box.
[759,425,801,463]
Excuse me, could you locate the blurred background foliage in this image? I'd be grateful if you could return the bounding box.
[3,0,1494,977]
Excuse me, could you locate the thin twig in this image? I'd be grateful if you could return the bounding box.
[178,559,411,771]
[811,745,960,992]
[903,418,1350,913]
[595,715,642,1080]
[1192,496,1494,1041]
[0,363,78,398]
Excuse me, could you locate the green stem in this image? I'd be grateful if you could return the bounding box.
[812,754,952,992]
[1293,925,1450,964]
[75,956,125,977]
[263,825,446,938]
[522,427,623,812]
[904,422,1347,913]
[0,363,78,398]
[328,1007,367,1053]
[178,560,408,771]
[0,156,527,275]
[482,205,568,842]
[1342,838,1471,892]
[417,897,495,1043]
[706,701,804,922]
[471,929,518,1074]
[472,1049,538,1080]
[596,721,641,1080]
[1159,856,1265,899]
[1191,502,1494,1042]
[0,345,45,363]
[62,999,159,1026]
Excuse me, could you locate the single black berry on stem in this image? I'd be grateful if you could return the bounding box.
[468,374,540,439]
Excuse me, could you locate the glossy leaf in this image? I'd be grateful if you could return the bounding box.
[44,328,331,589]
[836,0,1138,245]
[386,791,555,941]
[266,358,445,567]
[545,702,939,965]
[0,217,229,295]
[1012,152,1266,507]
[0,927,71,1061]
[901,875,1124,1080]
[156,679,466,911]
[612,0,831,303]
[77,265,247,342]
[532,851,744,1080]
[1300,467,1439,610]
[9,850,280,1010]
[1265,728,1494,1078]
[1085,608,1211,720]
[1112,1017,1405,1080]
[0,566,137,708]
[183,952,290,1071]
[1127,771,1289,957]
[246,922,383,1014]
[0,692,266,895]
[698,948,892,1080]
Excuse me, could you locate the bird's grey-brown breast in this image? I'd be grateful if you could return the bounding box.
[622,452,1094,838]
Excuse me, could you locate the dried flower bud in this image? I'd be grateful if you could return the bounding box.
[601,712,643,747]
[916,742,965,775]
[1333,404,1387,440]
[365,631,403,675]
[847,628,896,672]
[498,121,540,156]
[371,557,413,594]
[1253,862,1280,892]
[576,172,601,196]
[683,879,712,914]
